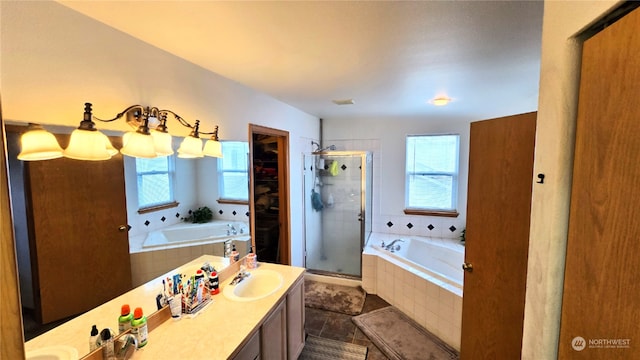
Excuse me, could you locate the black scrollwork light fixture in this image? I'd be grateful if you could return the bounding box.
[18,103,222,161]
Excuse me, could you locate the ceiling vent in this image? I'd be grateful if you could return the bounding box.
[332,99,355,105]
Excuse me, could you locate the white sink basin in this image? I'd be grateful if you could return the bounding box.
[223,269,284,302]
[26,345,78,360]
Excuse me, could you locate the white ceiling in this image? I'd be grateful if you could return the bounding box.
[57,1,543,122]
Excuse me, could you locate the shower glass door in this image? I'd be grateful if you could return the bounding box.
[304,151,371,278]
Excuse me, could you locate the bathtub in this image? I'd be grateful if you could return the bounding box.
[362,233,465,350]
[142,220,249,248]
[371,236,464,290]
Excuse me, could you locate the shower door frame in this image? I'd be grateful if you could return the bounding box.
[303,150,372,279]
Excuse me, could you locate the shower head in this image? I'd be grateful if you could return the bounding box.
[311,141,336,153]
[319,145,336,152]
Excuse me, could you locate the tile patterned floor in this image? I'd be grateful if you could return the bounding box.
[305,294,391,360]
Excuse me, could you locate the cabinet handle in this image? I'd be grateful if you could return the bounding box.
[462,263,473,272]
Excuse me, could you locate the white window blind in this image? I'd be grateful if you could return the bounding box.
[136,156,175,209]
[405,134,460,211]
[218,141,249,201]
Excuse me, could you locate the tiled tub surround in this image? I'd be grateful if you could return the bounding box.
[128,220,250,287]
[362,232,464,350]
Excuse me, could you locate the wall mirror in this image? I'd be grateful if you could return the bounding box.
[4,123,252,351]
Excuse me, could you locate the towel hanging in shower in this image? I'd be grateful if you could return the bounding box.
[328,160,339,176]
[311,189,324,211]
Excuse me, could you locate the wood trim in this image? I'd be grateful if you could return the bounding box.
[1,111,26,359]
[403,209,459,218]
[137,201,179,214]
[217,199,249,205]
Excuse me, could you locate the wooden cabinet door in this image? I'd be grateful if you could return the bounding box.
[25,140,131,324]
[232,330,260,360]
[460,112,536,359]
[558,7,640,359]
[286,277,305,359]
[261,299,287,360]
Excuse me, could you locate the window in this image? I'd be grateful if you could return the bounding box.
[218,141,249,202]
[405,134,460,215]
[136,156,175,210]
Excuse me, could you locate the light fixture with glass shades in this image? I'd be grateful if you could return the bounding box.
[17,102,223,161]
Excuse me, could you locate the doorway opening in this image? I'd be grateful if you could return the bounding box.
[249,124,291,265]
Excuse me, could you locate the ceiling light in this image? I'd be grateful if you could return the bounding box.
[18,103,223,161]
[430,96,452,106]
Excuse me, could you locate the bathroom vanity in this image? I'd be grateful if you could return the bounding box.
[24,255,306,360]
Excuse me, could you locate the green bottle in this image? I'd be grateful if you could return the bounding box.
[131,307,148,348]
[118,304,133,333]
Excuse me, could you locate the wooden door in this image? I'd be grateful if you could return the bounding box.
[1,106,26,359]
[26,135,131,323]
[460,112,536,359]
[558,7,640,359]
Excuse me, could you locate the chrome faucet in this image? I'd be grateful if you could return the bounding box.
[227,223,237,235]
[385,239,404,252]
[230,267,250,285]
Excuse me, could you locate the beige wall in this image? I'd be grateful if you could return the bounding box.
[522,1,622,359]
[1,1,320,268]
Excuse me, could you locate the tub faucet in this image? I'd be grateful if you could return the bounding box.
[227,224,237,235]
[385,239,404,252]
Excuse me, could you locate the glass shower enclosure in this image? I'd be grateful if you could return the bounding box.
[303,151,372,278]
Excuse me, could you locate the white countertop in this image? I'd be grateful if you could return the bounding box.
[25,255,305,359]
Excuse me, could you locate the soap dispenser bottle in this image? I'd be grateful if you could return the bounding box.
[230,243,240,263]
[89,324,99,352]
[246,246,257,269]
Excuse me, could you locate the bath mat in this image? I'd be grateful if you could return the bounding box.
[304,280,366,315]
[352,306,459,360]
[299,334,368,360]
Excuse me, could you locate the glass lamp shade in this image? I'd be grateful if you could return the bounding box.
[121,131,157,158]
[64,129,113,161]
[18,127,64,161]
[203,139,223,158]
[100,132,119,156]
[177,136,204,158]
[151,130,174,156]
